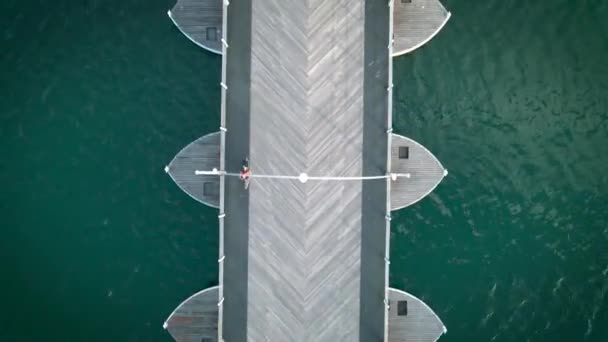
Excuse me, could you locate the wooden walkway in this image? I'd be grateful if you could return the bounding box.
[168,0,449,56]
[167,133,445,211]
[241,0,387,340]
[164,0,450,341]
[163,287,446,342]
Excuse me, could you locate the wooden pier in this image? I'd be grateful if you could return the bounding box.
[164,0,450,341]
[168,0,450,56]
[164,287,446,342]
[166,133,447,211]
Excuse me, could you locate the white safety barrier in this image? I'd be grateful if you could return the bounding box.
[194,169,411,183]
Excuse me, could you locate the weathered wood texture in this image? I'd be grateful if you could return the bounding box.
[164,287,218,342]
[168,0,222,53]
[167,132,220,208]
[240,0,388,341]
[388,288,446,342]
[163,287,445,342]
[391,134,446,210]
[168,0,450,56]
[167,132,446,211]
[393,0,451,55]
[165,0,449,340]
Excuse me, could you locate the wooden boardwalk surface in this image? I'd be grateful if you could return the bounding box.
[163,287,219,342]
[393,0,451,55]
[166,132,445,211]
[390,134,446,210]
[169,0,449,56]
[388,288,446,342]
[166,132,220,208]
[241,0,388,340]
[164,0,450,341]
[168,0,222,53]
[163,287,446,342]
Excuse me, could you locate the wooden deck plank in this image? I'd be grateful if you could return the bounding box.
[390,134,446,210]
[163,287,446,342]
[245,0,373,340]
[166,132,221,208]
[165,132,447,214]
[169,0,222,53]
[168,0,449,57]
[388,288,446,342]
[164,287,219,342]
[393,0,451,55]
[164,1,448,341]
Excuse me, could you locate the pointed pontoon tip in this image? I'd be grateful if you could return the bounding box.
[164,165,169,173]
[162,321,168,330]
[443,169,448,177]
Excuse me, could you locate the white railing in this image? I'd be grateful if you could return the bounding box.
[384,0,395,341]
[217,1,229,341]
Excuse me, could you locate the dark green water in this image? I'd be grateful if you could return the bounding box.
[1,0,607,341]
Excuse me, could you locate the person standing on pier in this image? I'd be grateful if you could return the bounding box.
[240,158,251,189]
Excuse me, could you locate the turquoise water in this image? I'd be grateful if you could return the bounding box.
[1,0,607,341]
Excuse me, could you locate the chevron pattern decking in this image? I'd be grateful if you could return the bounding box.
[168,0,451,57]
[162,287,446,342]
[244,0,377,341]
[162,0,452,341]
